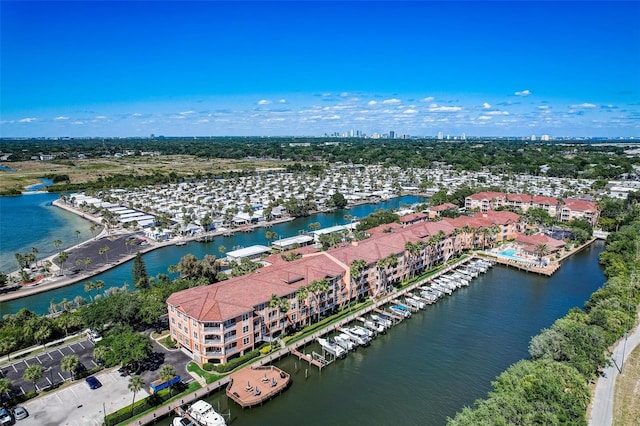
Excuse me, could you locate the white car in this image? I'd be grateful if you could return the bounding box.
[87,329,103,343]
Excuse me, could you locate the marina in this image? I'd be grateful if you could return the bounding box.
[144,240,606,426]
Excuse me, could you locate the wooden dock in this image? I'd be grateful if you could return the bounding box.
[226,365,291,408]
[291,347,325,369]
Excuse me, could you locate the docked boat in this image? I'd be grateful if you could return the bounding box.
[317,337,347,358]
[351,325,374,339]
[363,319,385,334]
[186,400,226,426]
[390,305,411,318]
[408,295,427,309]
[370,314,393,328]
[174,417,198,426]
[342,328,370,346]
[335,334,356,351]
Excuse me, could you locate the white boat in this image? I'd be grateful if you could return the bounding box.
[418,291,438,303]
[187,400,226,426]
[335,334,356,351]
[390,305,411,318]
[341,328,370,346]
[174,417,197,426]
[317,337,347,358]
[351,325,374,339]
[370,314,393,328]
[409,295,427,309]
[363,319,385,333]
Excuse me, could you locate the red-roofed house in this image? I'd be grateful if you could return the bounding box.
[427,203,458,219]
[514,233,566,256]
[465,192,506,211]
[400,212,427,225]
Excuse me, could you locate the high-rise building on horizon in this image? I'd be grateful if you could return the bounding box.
[437,131,444,140]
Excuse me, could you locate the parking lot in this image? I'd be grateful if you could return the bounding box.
[18,369,151,426]
[0,340,97,395]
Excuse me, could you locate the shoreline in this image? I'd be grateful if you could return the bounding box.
[0,193,420,304]
[0,202,300,303]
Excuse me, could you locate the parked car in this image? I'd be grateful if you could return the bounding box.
[13,406,28,420]
[0,408,12,425]
[86,329,102,343]
[85,376,101,390]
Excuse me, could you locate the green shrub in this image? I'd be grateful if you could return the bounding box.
[202,362,214,371]
[212,349,261,373]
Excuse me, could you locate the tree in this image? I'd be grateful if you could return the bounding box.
[23,365,44,392]
[0,338,17,360]
[60,354,81,380]
[128,375,144,415]
[31,246,39,269]
[350,259,368,300]
[0,378,12,404]
[99,245,110,263]
[132,252,149,289]
[94,326,152,368]
[159,364,177,396]
[296,286,310,326]
[265,230,278,243]
[329,191,348,209]
[309,278,330,322]
[57,251,69,276]
[308,222,321,232]
[533,243,550,266]
[75,229,81,244]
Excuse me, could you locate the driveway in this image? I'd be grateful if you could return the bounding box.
[18,369,151,426]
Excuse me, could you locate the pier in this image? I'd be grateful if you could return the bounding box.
[225,365,291,408]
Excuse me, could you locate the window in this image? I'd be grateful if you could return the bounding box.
[291,314,296,321]
[243,337,250,345]
[194,343,199,350]
[241,313,250,321]
[171,317,176,324]
[242,325,249,334]
[192,319,197,326]
[193,331,198,339]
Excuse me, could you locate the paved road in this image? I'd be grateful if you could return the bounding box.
[589,309,640,426]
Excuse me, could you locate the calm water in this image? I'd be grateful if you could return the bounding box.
[159,241,606,426]
[0,192,93,274]
[0,194,424,315]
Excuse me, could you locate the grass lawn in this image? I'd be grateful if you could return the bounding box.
[613,344,640,425]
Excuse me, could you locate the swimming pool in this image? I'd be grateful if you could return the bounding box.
[497,248,530,262]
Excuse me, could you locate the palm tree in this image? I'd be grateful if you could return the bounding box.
[84,281,96,300]
[128,375,144,415]
[94,280,105,297]
[159,364,177,396]
[350,259,367,300]
[309,278,330,322]
[60,354,80,380]
[31,247,39,269]
[53,239,62,254]
[0,378,12,404]
[57,251,69,276]
[534,243,550,266]
[84,257,92,271]
[23,365,44,392]
[75,229,81,244]
[99,246,110,263]
[296,286,309,326]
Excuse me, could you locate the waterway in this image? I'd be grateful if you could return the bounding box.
[0,194,424,316]
[158,241,606,426]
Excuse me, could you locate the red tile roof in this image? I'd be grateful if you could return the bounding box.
[430,203,457,212]
[399,212,427,223]
[466,191,505,201]
[515,233,565,250]
[562,199,597,212]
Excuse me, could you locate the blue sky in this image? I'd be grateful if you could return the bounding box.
[1,1,639,138]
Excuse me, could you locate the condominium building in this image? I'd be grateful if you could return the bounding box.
[166,210,523,366]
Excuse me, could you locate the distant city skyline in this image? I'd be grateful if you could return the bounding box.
[1,1,639,138]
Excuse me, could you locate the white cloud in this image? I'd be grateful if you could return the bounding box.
[19,117,37,123]
[486,111,509,116]
[421,96,434,102]
[515,89,532,96]
[54,116,69,121]
[279,99,287,103]
[257,100,271,105]
[403,109,418,114]
[72,121,84,125]
[131,112,143,117]
[428,105,462,112]
[180,110,195,115]
[478,116,492,120]
[482,102,492,109]
[382,98,401,104]
[569,103,597,109]
[537,105,549,110]
[367,100,378,106]
[94,115,107,120]
[195,119,210,124]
